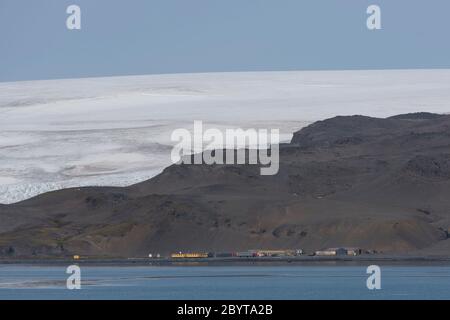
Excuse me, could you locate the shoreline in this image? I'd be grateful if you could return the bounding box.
[2,255,450,267]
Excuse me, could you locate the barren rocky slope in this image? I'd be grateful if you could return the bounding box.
[1,112,450,258]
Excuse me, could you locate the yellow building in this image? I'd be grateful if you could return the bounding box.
[171,252,209,258]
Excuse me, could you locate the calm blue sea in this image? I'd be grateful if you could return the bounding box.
[0,265,449,300]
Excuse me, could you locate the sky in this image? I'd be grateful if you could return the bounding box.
[0,0,449,82]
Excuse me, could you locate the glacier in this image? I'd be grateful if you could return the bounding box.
[1,69,450,204]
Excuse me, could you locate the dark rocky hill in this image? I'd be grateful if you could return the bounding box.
[1,112,450,258]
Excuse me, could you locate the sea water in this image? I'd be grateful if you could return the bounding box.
[0,265,449,300]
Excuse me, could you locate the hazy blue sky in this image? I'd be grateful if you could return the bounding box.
[0,0,449,82]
